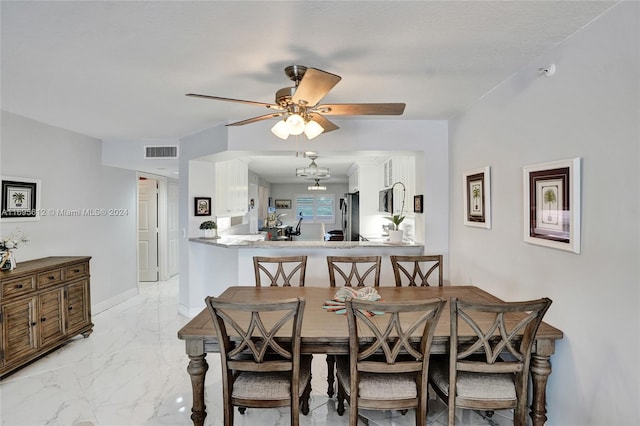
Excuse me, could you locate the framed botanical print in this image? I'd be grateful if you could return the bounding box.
[413,195,423,213]
[194,197,211,216]
[1,177,41,222]
[463,166,491,229]
[523,157,581,253]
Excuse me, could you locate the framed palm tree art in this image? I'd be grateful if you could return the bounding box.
[463,166,491,229]
[523,158,581,253]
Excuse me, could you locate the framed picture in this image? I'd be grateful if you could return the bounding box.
[523,157,581,253]
[1,177,41,222]
[463,166,491,229]
[194,197,211,216]
[274,199,291,209]
[413,195,423,213]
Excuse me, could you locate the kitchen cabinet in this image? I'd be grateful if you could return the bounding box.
[215,159,248,217]
[348,165,359,193]
[1,256,92,378]
[381,156,415,215]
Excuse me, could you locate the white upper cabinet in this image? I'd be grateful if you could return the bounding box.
[215,159,248,217]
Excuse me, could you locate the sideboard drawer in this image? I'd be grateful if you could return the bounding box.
[37,269,64,288]
[1,276,36,299]
[65,263,88,280]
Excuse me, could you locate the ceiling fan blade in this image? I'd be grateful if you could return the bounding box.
[185,93,283,110]
[308,113,339,133]
[315,103,406,116]
[292,68,341,107]
[226,112,285,126]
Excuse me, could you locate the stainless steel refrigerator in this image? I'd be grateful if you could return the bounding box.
[341,192,360,241]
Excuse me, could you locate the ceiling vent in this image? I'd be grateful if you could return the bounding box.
[144,145,178,159]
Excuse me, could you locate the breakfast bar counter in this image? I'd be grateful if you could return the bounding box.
[184,236,425,316]
[189,236,423,249]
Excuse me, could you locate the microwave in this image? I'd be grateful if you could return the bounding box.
[379,188,393,213]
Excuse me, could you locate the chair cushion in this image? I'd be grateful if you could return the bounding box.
[429,358,516,401]
[335,356,418,400]
[232,355,312,400]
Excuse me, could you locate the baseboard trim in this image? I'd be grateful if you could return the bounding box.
[92,287,139,315]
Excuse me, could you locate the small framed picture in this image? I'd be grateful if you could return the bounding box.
[194,197,211,216]
[523,158,581,253]
[413,195,423,213]
[1,177,41,222]
[463,166,491,229]
[274,199,291,209]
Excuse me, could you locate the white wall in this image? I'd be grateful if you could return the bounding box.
[1,111,138,312]
[448,3,639,424]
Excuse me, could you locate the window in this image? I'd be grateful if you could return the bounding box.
[295,194,336,224]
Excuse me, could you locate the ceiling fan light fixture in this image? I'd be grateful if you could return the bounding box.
[304,120,324,139]
[286,114,305,135]
[271,120,289,139]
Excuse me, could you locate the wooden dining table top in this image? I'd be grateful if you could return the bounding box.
[178,285,563,355]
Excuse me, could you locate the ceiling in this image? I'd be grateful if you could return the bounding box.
[1,1,617,180]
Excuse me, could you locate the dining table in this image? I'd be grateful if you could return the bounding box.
[177,285,563,426]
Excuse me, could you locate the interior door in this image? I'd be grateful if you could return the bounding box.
[138,178,158,282]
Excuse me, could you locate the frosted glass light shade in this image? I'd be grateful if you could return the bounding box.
[271,120,289,139]
[286,114,305,135]
[304,120,324,139]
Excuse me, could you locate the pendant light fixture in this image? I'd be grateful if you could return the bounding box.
[296,154,330,178]
[308,179,327,191]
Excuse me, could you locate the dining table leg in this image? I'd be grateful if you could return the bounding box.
[326,355,336,397]
[529,339,555,426]
[186,340,209,426]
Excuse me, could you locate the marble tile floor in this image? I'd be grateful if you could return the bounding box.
[0,276,515,426]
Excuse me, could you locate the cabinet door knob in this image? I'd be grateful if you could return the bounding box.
[30,322,36,326]
[41,317,46,322]
[68,306,73,310]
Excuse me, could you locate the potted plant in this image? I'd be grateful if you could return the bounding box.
[199,220,218,238]
[384,181,406,243]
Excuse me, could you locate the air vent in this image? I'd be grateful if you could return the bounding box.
[144,145,178,159]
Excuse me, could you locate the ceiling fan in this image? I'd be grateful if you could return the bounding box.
[186,65,406,140]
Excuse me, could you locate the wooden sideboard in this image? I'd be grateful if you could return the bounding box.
[0,256,93,378]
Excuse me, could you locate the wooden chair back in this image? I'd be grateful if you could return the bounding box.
[390,254,443,286]
[342,297,446,425]
[205,296,307,425]
[326,256,381,287]
[253,256,307,287]
[440,297,552,426]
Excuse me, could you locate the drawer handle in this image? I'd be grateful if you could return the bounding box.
[48,275,56,280]
[15,284,23,289]
[73,269,81,273]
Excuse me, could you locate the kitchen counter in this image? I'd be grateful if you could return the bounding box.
[189,236,422,249]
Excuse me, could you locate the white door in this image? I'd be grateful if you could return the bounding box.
[138,178,158,282]
[167,181,179,277]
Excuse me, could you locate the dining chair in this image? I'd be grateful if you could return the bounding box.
[326,255,381,287]
[429,297,552,426]
[390,254,443,286]
[325,255,382,397]
[335,297,447,426]
[253,256,307,287]
[205,296,312,426]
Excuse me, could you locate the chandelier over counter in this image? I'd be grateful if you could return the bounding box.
[296,155,330,178]
[308,179,327,191]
